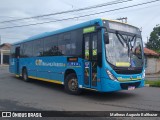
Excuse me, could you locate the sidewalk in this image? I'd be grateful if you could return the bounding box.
[0,65,9,69]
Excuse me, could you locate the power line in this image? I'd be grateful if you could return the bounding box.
[0,0,160,30]
[76,0,160,18]
[0,0,132,24]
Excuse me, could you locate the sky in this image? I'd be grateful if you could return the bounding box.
[0,0,160,44]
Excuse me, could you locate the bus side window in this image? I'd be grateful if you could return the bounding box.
[43,35,58,56]
[33,40,43,57]
[64,32,71,56]
[23,42,33,57]
[71,30,80,57]
[58,34,65,56]
[20,44,24,58]
[10,46,15,58]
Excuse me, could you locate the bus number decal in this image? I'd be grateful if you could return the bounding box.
[67,62,81,67]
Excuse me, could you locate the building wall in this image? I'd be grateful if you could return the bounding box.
[3,55,9,64]
[146,57,160,74]
[156,59,160,73]
[0,50,10,65]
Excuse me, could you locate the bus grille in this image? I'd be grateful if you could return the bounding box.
[114,69,142,74]
[120,81,141,89]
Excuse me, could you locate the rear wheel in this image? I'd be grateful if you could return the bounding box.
[22,68,30,82]
[65,73,81,95]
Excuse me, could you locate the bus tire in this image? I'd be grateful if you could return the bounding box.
[22,68,30,82]
[65,73,81,95]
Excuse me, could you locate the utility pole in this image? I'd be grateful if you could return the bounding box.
[147,37,149,43]
[0,35,1,45]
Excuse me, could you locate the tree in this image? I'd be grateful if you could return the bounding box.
[146,24,160,52]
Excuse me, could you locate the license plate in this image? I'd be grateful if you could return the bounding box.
[128,86,135,90]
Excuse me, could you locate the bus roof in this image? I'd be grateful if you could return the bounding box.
[13,18,139,45]
[13,18,104,45]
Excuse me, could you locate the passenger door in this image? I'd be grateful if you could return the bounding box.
[83,33,98,89]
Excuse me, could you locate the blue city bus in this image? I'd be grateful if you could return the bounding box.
[9,18,145,94]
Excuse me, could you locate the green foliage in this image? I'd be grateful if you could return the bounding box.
[146,24,160,52]
[145,80,160,87]
[155,49,160,53]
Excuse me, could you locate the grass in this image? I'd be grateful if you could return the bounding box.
[145,80,160,87]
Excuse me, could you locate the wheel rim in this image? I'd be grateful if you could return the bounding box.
[68,78,78,92]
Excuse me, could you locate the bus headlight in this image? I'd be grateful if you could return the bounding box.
[106,70,117,81]
[142,70,145,79]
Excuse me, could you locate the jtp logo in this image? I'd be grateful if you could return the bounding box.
[2,112,11,117]
[35,59,42,66]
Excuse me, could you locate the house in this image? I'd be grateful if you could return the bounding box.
[144,47,160,74]
[0,43,11,65]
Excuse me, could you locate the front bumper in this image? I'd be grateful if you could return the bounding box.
[100,78,145,92]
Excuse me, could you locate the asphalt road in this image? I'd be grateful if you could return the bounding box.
[0,66,160,119]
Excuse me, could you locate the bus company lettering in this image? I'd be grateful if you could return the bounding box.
[35,59,65,67]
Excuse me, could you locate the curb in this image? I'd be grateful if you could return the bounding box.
[145,84,150,87]
[0,65,9,67]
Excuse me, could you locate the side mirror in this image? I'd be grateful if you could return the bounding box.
[104,32,109,44]
[95,26,109,44]
[95,26,106,30]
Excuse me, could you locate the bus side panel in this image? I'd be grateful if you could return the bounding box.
[19,58,36,77]
[36,57,66,82]
[17,56,83,84]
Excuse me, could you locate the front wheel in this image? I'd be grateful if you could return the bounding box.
[65,73,81,95]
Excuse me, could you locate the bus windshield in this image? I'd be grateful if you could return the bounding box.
[105,32,143,68]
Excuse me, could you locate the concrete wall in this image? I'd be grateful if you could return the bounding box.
[157,59,160,73]
[146,57,160,74]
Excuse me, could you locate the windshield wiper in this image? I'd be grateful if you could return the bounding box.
[129,35,136,51]
[118,33,127,44]
[115,31,125,47]
[127,39,130,57]
[116,31,130,57]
